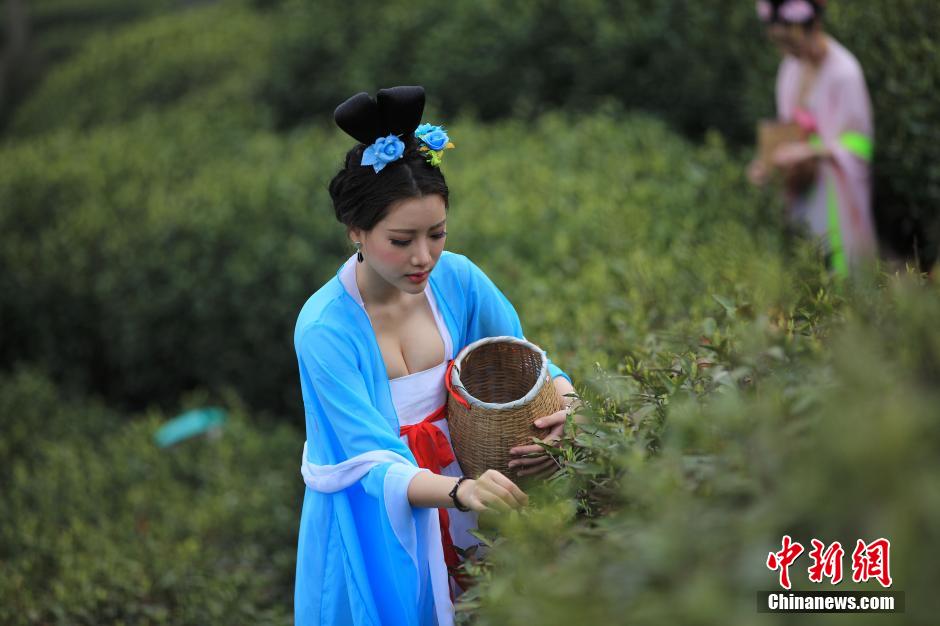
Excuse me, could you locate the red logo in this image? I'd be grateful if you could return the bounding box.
[851,538,893,588]
[807,539,845,584]
[767,535,804,590]
[768,536,893,589]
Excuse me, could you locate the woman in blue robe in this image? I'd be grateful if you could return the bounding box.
[294,86,576,626]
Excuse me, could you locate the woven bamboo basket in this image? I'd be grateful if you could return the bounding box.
[446,336,562,479]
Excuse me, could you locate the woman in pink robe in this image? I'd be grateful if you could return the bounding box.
[749,0,876,275]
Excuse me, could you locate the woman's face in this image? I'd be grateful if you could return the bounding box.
[767,22,811,58]
[351,194,448,295]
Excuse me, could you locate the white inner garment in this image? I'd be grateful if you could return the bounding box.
[339,255,481,549]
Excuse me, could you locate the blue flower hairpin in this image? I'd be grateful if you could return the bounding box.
[415,123,455,167]
[361,134,406,173]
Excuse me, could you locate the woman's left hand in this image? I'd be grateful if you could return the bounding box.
[507,406,569,478]
[773,141,822,195]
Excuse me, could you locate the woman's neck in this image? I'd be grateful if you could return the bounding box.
[803,31,829,67]
[355,261,407,308]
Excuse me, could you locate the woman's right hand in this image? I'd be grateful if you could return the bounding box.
[456,470,528,512]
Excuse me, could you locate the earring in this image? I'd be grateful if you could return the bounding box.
[354,241,363,263]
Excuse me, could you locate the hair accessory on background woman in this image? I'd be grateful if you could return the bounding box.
[415,123,455,167]
[756,0,824,25]
[779,0,816,23]
[756,0,773,22]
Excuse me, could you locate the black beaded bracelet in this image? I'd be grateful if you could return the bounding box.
[449,476,471,512]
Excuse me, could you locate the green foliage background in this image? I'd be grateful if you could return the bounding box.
[1,1,938,624]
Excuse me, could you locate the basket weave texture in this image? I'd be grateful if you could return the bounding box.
[446,336,561,479]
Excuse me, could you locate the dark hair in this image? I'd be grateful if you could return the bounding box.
[328,136,449,231]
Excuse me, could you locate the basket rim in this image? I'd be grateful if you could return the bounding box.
[449,336,549,410]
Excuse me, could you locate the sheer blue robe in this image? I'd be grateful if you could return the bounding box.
[294,251,570,626]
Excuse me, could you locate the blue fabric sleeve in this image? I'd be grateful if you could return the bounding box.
[462,257,572,383]
[298,323,416,468]
[295,323,431,625]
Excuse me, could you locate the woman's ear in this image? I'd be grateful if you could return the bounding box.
[348,227,364,244]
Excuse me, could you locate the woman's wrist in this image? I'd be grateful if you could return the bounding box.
[451,476,473,512]
[565,394,582,413]
[553,376,583,422]
[407,471,468,509]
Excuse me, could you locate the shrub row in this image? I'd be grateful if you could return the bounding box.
[460,270,940,625]
[1,109,786,416]
[6,268,936,624]
[0,0,183,130]
[0,368,300,625]
[1,107,340,416]
[261,0,773,141]
[9,1,274,136]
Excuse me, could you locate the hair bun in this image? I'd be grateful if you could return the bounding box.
[334,93,384,146]
[334,86,426,145]
[376,86,425,136]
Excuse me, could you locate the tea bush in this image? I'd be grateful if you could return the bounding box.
[261,0,773,140]
[0,0,183,129]
[0,109,337,414]
[9,2,274,136]
[0,369,299,625]
[459,271,940,626]
[444,110,795,378]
